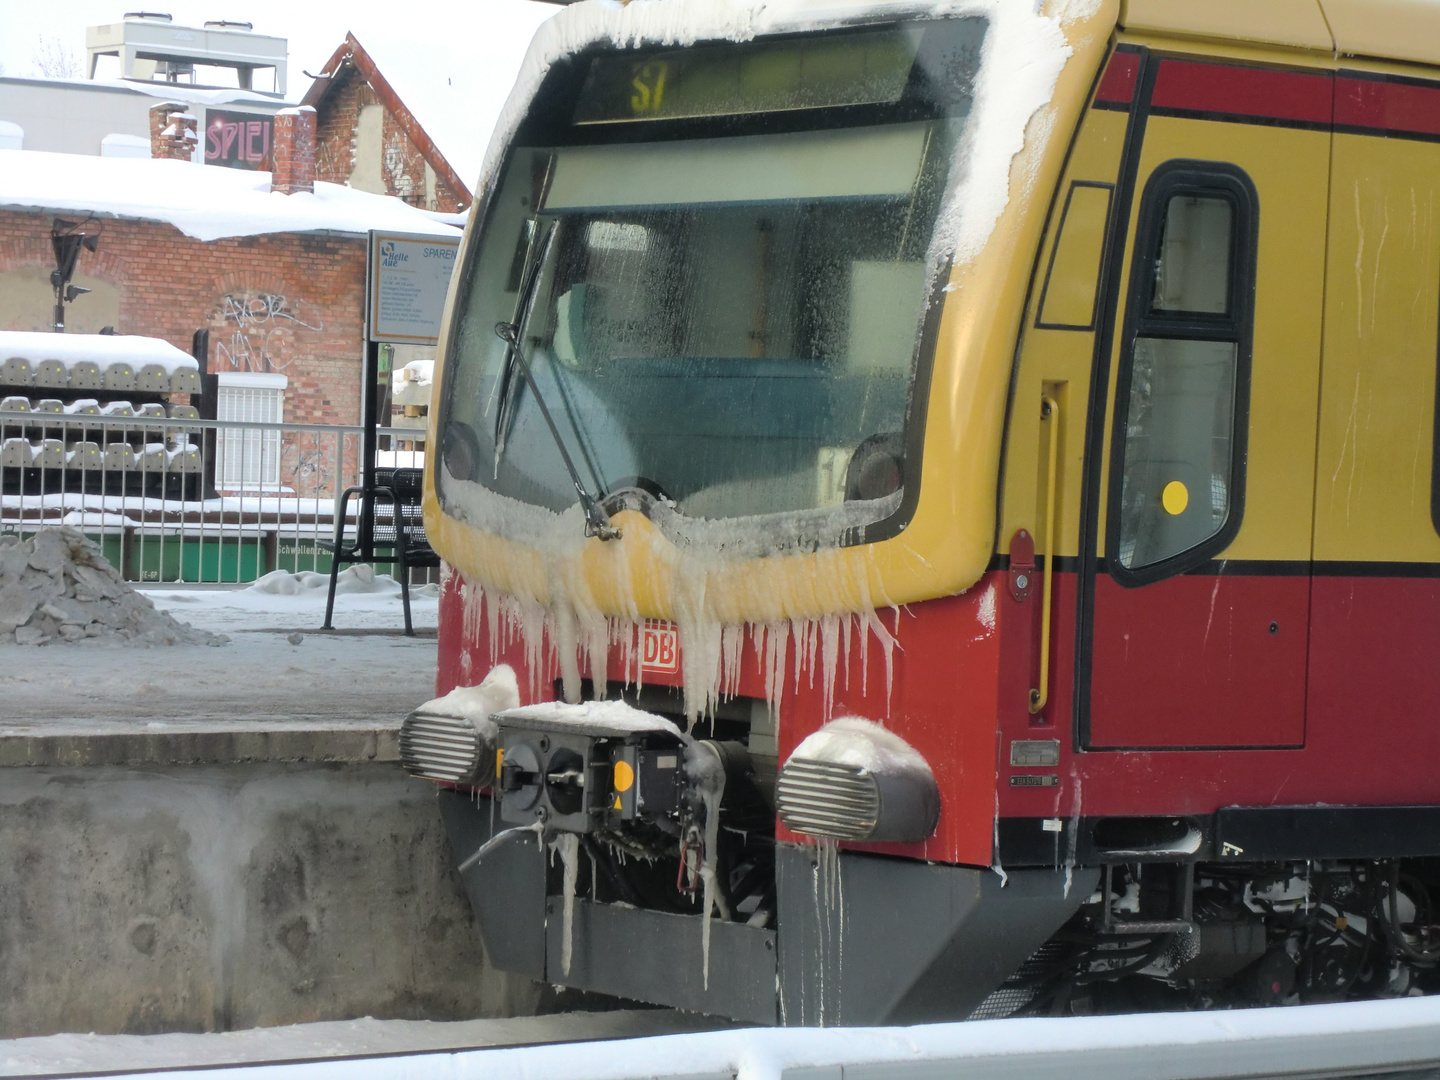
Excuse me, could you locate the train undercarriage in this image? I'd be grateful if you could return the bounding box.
[412,686,1440,1024]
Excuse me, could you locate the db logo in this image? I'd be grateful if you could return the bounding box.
[641,622,679,674]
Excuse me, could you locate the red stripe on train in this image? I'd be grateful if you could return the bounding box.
[1151,59,1333,125]
[1336,75,1440,137]
[1117,57,1440,139]
[1095,50,1139,105]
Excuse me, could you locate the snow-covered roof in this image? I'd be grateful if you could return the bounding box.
[0,149,462,242]
[305,34,473,205]
[0,331,197,374]
[302,8,553,201]
[0,73,287,110]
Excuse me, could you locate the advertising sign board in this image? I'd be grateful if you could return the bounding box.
[366,231,461,345]
[204,110,273,170]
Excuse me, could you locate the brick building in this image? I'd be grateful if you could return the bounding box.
[0,103,457,434]
[303,34,472,214]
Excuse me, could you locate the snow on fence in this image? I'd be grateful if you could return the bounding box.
[0,409,424,584]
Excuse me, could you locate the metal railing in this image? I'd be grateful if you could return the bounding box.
[0,409,425,584]
[50,996,1440,1080]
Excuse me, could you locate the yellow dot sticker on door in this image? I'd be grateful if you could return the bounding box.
[613,759,635,792]
[1162,480,1189,516]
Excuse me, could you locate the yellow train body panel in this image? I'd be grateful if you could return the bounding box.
[1314,133,1440,564]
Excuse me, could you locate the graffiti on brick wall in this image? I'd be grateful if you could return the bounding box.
[384,140,419,205]
[213,292,323,373]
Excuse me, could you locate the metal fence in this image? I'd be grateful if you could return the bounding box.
[0,408,425,584]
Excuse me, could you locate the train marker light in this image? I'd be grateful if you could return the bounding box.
[1163,480,1189,515]
[614,759,636,792]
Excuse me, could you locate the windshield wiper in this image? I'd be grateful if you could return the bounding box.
[492,224,620,542]
[493,219,550,462]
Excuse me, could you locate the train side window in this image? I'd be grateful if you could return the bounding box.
[1150,195,1232,314]
[1109,162,1258,584]
[1035,181,1113,330]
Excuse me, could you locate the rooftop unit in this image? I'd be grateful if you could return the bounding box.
[86,14,287,96]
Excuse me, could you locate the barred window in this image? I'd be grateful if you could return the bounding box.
[216,372,285,489]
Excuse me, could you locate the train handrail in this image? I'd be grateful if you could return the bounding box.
[1030,393,1061,716]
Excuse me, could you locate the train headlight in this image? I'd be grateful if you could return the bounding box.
[777,717,939,844]
[397,666,517,785]
[399,706,496,785]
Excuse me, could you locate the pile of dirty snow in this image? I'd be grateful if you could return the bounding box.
[0,527,225,647]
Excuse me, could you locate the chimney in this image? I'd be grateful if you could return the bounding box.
[149,102,198,162]
[270,106,316,195]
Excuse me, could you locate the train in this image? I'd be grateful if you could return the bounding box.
[397,0,1440,1023]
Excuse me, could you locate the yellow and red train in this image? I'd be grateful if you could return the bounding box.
[401,0,1440,1022]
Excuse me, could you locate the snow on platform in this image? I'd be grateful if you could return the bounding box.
[0,149,461,242]
[0,570,439,728]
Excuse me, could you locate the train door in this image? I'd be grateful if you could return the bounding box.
[1305,75,1440,804]
[1080,56,1331,749]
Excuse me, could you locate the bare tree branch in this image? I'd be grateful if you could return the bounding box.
[32,35,81,80]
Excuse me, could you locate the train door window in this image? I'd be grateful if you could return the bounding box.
[1109,163,1257,583]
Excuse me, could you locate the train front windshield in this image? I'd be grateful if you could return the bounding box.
[439,19,984,538]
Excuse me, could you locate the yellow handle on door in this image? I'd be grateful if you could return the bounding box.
[1030,395,1060,716]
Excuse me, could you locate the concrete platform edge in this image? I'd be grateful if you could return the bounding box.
[0,724,401,767]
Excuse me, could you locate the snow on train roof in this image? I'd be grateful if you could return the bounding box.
[0,150,462,243]
[0,332,197,374]
[484,0,1078,271]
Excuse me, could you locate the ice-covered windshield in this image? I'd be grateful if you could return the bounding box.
[439,18,984,534]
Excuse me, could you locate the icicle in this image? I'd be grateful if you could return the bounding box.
[484,584,501,668]
[461,579,483,647]
[819,614,840,722]
[699,773,726,989]
[809,837,846,1026]
[445,477,917,735]
[834,839,845,992]
[818,836,844,998]
[1064,770,1082,898]
[812,844,825,1025]
[550,832,580,976]
[792,616,809,692]
[804,618,818,690]
[553,604,581,703]
[720,623,744,702]
[763,620,790,724]
[458,820,544,873]
[882,606,900,713]
[684,742,730,991]
[621,619,638,691]
[991,791,1008,887]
